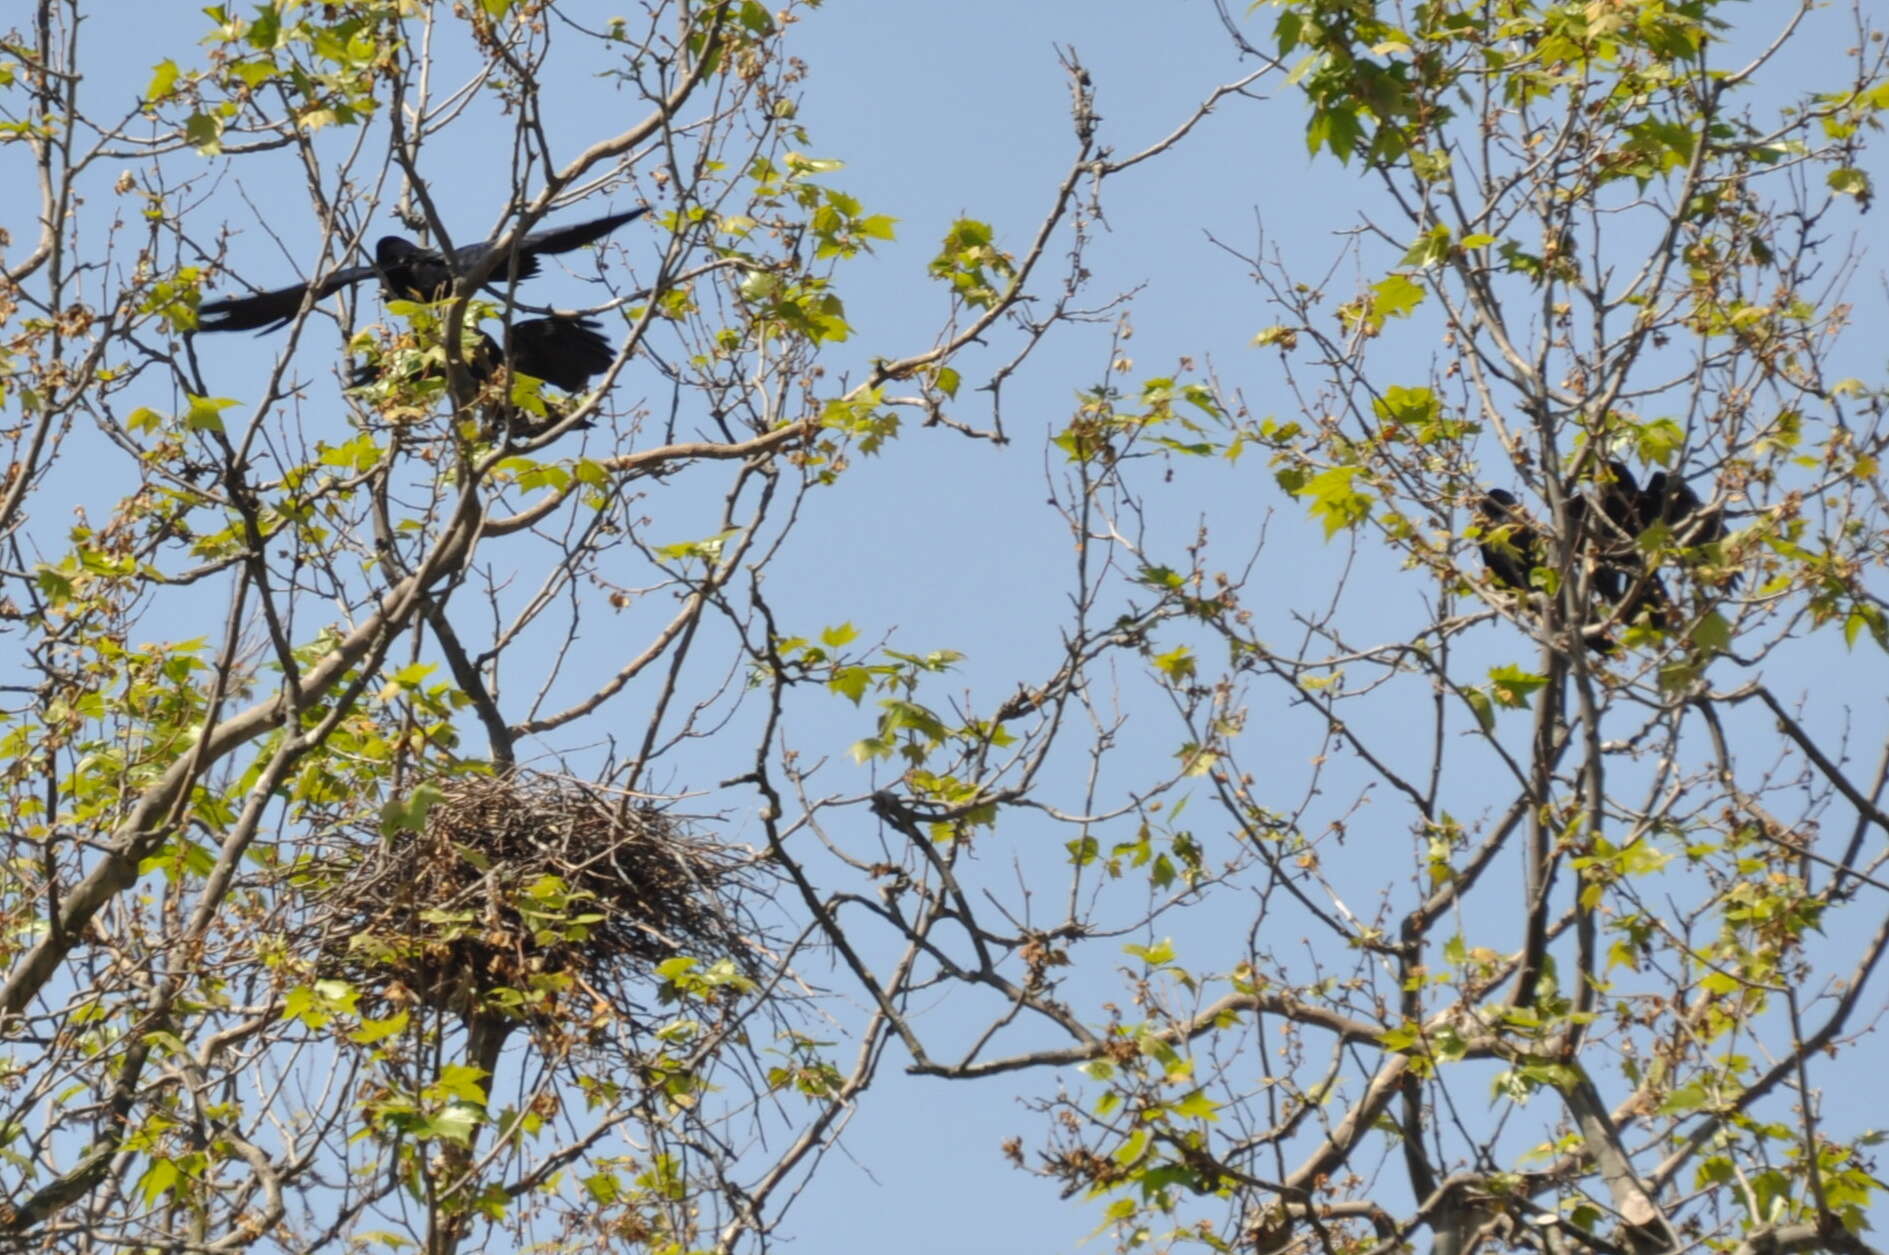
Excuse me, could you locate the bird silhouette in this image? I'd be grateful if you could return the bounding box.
[1475,489,1542,592]
[1476,456,1739,653]
[1476,486,1619,653]
[196,207,648,334]
[1579,459,1652,611]
[1640,471,1724,544]
[349,314,615,395]
[1641,468,1738,593]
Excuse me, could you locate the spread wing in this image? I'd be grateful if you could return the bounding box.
[452,207,650,284]
[202,207,646,333]
[196,263,379,334]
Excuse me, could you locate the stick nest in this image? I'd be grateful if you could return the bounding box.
[307,771,761,1020]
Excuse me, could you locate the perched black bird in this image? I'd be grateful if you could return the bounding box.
[1475,489,1541,592]
[1570,458,1646,606]
[1589,460,1685,629]
[1478,487,1619,654]
[196,207,649,334]
[486,316,615,393]
[1561,494,1612,603]
[1639,471,1725,547]
[1596,459,1644,535]
[349,314,615,395]
[1636,468,1741,598]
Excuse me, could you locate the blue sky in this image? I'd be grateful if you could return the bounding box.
[6,1,1887,1251]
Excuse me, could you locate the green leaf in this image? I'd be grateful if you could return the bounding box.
[784,151,844,174]
[184,393,240,433]
[379,782,445,838]
[1376,384,1437,421]
[433,1064,489,1104]
[1828,167,1871,202]
[321,433,382,471]
[1700,969,1740,996]
[423,1102,481,1145]
[349,1011,410,1044]
[828,666,870,704]
[184,111,222,155]
[146,59,181,105]
[655,956,698,983]
[1178,744,1219,778]
[1463,688,1495,733]
[1488,664,1547,708]
[388,662,437,689]
[1112,1128,1150,1167]
[1296,465,1374,538]
[1172,1090,1219,1121]
[226,58,276,89]
[1689,610,1731,655]
[1371,273,1425,322]
[1152,645,1195,682]
[1400,224,1451,269]
[656,528,742,564]
[1123,938,1176,966]
[507,371,548,417]
[138,1157,180,1206]
[1658,1082,1709,1115]
[1635,418,1685,467]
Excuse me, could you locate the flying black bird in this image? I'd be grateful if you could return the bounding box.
[196,207,649,335]
[349,314,615,395]
[1475,489,1542,592]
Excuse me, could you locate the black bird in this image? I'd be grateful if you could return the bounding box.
[196,207,649,334]
[1478,487,1619,654]
[1573,458,1646,606]
[1639,471,1724,545]
[1579,460,1682,629]
[1640,470,1738,593]
[487,316,615,393]
[1596,459,1644,535]
[349,314,615,395]
[1475,489,1541,592]
[1560,493,1611,602]
[1549,459,1672,630]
